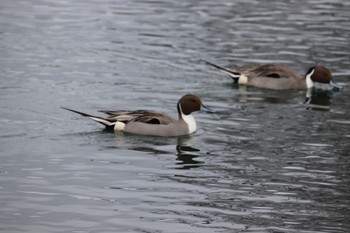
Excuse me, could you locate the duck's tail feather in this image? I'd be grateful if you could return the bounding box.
[201,59,241,82]
[61,107,115,128]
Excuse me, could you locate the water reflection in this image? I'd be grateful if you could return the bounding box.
[304,88,340,111]
[113,133,203,169]
[233,82,341,111]
[176,136,202,169]
[234,85,303,104]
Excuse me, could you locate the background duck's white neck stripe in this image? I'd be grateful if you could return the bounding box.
[306,68,315,89]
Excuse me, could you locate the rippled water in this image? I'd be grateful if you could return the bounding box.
[1,0,349,232]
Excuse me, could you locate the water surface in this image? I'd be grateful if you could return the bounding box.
[0,0,349,232]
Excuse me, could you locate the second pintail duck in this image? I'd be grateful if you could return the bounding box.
[203,60,342,91]
[62,94,213,137]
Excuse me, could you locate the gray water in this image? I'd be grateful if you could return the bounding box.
[1,0,349,232]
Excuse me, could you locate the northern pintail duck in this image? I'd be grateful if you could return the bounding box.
[203,60,342,91]
[62,94,212,137]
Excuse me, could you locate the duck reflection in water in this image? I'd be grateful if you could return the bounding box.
[304,88,340,111]
[112,133,203,169]
[176,136,203,169]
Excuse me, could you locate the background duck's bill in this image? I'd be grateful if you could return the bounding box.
[329,80,343,91]
[313,80,343,91]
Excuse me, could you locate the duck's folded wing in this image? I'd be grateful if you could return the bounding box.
[100,110,143,115]
[100,110,174,125]
[99,110,148,122]
[234,64,298,79]
[131,113,174,125]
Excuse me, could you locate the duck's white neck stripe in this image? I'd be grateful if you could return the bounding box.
[306,68,315,89]
[182,113,197,133]
[179,104,197,134]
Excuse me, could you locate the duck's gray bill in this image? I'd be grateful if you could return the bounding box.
[330,80,343,91]
[200,104,215,113]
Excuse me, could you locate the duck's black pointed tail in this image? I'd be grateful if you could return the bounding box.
[61,107,115,128]
[201,59,241,82]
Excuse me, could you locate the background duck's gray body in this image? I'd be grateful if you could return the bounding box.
[231,64,306,90]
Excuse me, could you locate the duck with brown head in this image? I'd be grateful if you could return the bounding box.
[203,59,343,91]
[305,65,342,91]
[62,94,213,137]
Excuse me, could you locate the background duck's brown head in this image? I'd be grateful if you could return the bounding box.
[305,65,342,90]
[309,65,333,84]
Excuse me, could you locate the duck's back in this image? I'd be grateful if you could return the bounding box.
[100,110,173,124]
